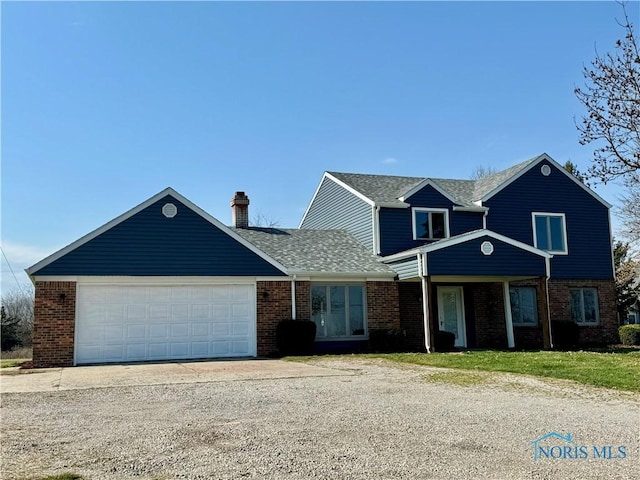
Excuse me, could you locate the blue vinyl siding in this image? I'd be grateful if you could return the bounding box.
[33,195,286,276]
[387,256,419,280]
[379,185,483,256]
[484,162,613,279]
[301,177,373,251]
[426,237,546,277]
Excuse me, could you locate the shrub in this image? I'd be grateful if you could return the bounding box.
[618,325,640,346]
[276,320,316,356]
[434,330,456,352]
[551,320,580,349]
[369,328,406,353]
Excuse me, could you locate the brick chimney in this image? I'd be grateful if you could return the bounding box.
[231,191,250,229]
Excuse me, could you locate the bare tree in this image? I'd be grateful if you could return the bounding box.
[1,285,34,350]
[574,2,640,184]
[470,165,498,180]
[618,180,640,245]
[614,240,640,321]
[251,211,281,228]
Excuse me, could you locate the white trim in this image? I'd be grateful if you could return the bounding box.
[608,209,616,280]
[418,253,431,353]
[373,206,381,255]
[324,172,376,206]
[480,153,612,208]
[382,247,424,263]
[531,212,568,255]
[545,271,553,349]
[26,187,289,276]
[412,207,450,241]
[452,205,489,213]
[503,281,515,348]
[400,178,458,204]
[286,270,396,280]
[570,287,601,326]
[381,229,552,264]
[311,283,368,340]
[436,285,467,348]
[73,276,259,285]
[73,283,79,366]
[422,229,553,258]
[431,275,536,283]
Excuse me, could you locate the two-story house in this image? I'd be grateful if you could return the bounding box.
[299,153,616,352]
[27,153,617,367]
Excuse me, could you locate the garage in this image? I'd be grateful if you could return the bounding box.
[75,283,256,364]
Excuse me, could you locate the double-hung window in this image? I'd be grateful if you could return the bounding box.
[311,285,366,339]
[570,288,599,325]
[532,212,568,254]
[413,208,449,240]
[509,287,538,326]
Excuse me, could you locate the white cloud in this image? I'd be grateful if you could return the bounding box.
[382,157,398,165]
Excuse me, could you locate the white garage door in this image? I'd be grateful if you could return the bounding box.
[75,284,256,364]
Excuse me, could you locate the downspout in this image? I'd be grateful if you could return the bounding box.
[482,209,488,230]
[545,257,553,349]
[418,252,432,353]
[291,275,297,320]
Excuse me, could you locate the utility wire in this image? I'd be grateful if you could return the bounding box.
[0,246,26,296]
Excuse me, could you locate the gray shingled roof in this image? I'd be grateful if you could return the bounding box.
[329,154,543,207]
[233,228,395,276]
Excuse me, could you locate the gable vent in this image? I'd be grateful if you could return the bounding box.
[541,164,551,176]
[481,241,494,256]
[162,203,178,218]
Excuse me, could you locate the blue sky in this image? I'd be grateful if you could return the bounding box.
[2,1,638,289]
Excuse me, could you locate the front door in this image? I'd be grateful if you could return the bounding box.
[437,286,466,347]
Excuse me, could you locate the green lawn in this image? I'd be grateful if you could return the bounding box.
[291,350,640,392]
[0,358,28,368]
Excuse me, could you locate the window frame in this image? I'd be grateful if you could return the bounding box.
[412,207,450,241]
[509,286,539,327]
[570,287,600,326]
[311,283,368,340]
[531,212,568,255]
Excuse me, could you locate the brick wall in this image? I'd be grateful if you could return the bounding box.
[256,281,292,356]
[548,279,617,345]
[366,281,400,331]
[294,281,311,321]
[398,282,425,351]
[469,283,508,348]
[33,281,77,368]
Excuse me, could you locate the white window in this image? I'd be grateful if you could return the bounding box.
[311,285,366,338]
[570,288,599,325]
[412,208,449,240]
[532,212,568,254]
[509,287,538,326]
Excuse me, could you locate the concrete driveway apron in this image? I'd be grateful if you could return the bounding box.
[0,359,351,393]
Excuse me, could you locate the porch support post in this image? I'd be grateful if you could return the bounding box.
[418,253,433,353]
[503,281,515,349]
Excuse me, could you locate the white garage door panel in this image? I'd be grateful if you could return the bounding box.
[76,284,256,364]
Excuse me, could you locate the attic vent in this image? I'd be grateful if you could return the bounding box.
[162,203,178,218]
[541,164,551,176]
[481,241,494,256]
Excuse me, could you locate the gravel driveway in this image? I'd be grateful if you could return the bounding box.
[1,358,638,480]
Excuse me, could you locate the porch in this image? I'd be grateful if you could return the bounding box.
[383,230,554,352]
[398,278,550,351]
